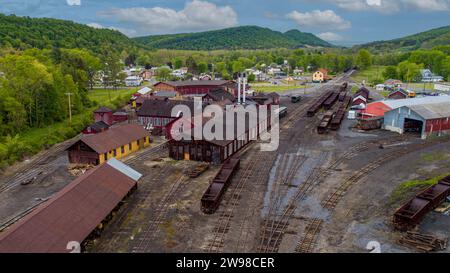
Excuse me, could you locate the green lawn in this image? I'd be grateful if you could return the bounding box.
[253,85,310,93]
[88,88,138,103]
[351,66,386,86]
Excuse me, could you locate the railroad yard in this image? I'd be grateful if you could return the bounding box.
[1,71,450,253]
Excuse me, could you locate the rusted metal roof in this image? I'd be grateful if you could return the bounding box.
[75,124,150,154]
[137,99,205,118]
[0,160,140,253]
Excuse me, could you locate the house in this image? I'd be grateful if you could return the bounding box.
[383,102,450,139]
[384,79,403,89]
[82,121,109,135]
[140,70,153,81]
[0,158,141,253]
[153,80,236,97]
[94,107,113,126]
[388,89,408,100]
[376,84,386,91]
[199,74,213,81]
[137,86,152,95]
[67,124,151,165]
[351,87,370,109]
[171,67,188,78]
[136,99,205,131]
[125,76,143,87]
[313,68,330,83]
[421,69,444,83]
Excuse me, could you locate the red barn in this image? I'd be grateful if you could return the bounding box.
[153,80,236,96]
[94,107,113,126]
[388,90,408,100]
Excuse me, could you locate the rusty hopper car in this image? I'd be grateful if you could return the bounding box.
[317,111,334,134]
[393,198,432,231]
[201,157,240,214]
[306,91,334,117]
[330,96,352,130]
[323,92,339,110]
[393,176,450,231]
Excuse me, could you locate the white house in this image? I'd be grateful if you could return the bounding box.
[376,84,386,91]
[125,76,143,87]
[421,69,444,82]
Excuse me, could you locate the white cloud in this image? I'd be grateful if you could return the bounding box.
[87,22,137,37]
[324,0,450,12]
[317,32,344,41]
[66,0,81,6]
[286,10,351,30]
[99,0,238,34]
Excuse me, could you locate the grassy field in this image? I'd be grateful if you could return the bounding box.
[351,66,386,86]
[252,85,310,93]
[88,88,138,103]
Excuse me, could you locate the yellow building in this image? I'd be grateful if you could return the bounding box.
[67,124,151,165]
[312,68,330,83]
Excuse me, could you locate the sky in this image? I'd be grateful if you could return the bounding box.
[0,0,449,46]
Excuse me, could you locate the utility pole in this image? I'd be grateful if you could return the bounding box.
[66,92,73,124]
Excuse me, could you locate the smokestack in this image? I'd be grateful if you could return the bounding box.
[243,73,246,104]
[237,72,241,104]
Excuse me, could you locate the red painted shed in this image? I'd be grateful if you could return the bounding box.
[94,107,113,126]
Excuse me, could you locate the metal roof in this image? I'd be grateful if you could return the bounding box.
[383,95,450,109]
[137,87,152,95]
[74,124,150,154]
[0,161,140,253]
[407,102,450,119]
[107,158,142,181]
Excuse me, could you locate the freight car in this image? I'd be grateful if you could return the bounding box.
[201,157,241,214]
[306,91,334,117]
[323,92,339,110]
[330,96,352,130]
[393,176,450,231]
[317,111,334,134]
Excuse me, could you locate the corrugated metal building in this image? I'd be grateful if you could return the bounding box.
[383,101,450,139]
[0,159,142,253]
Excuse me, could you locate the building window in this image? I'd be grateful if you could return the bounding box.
[105,153,108,160]
[113,149,117,157]
[121,146,125,154]
[129,143,132,150]
[137,139,140,146]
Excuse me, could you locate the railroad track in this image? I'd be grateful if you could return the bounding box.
[132,168,189,252]
[205,149,277,253]
[124,142,168,167]
[0,135,81,194]
[256,136,412,253]
[294,136,450,253]
[294,218,324,253]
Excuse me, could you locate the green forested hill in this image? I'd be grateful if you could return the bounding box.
[133,26,333,50]
[0,14,138,53]
[356,26,450,52]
